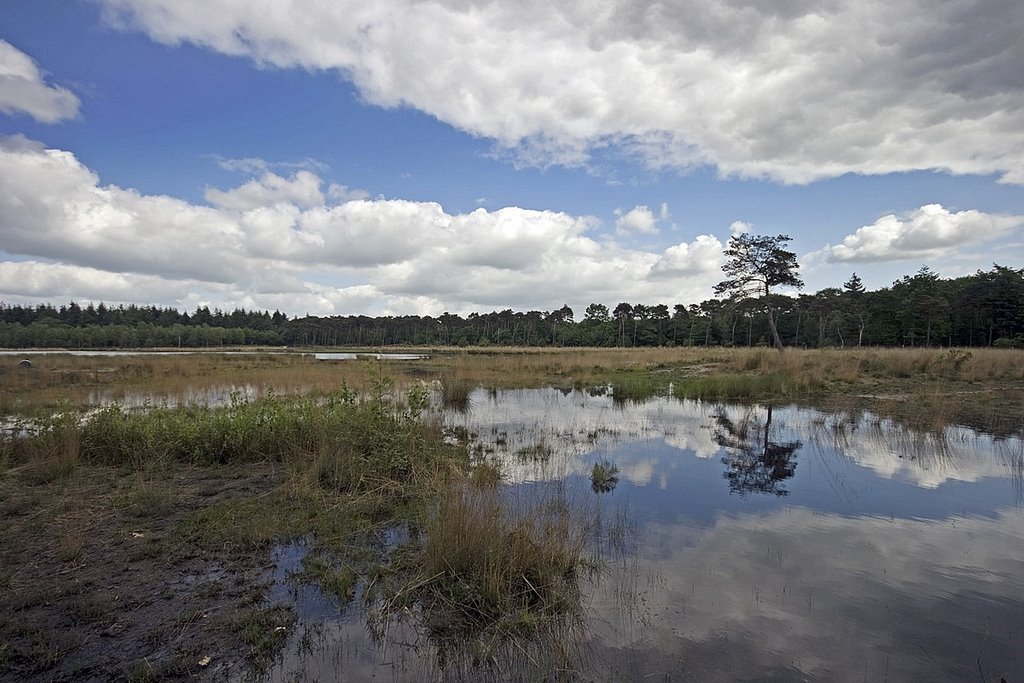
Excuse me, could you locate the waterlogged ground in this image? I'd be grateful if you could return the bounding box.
[261,387,1024,682]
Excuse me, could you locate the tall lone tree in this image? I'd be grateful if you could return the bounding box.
[714,234,803,351]
[843,272,868,346]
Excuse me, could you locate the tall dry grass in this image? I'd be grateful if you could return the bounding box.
[718,347,1024,384]
[374,481,592,653]
[0,347,708,414]
[0,352,421,415]
[5,346,1021,421]
[439,373,475,411]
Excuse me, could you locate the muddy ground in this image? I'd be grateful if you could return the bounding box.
[1,463,293,682]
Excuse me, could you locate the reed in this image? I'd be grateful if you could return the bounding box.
[386,483,591,637]
[439,373,475,411]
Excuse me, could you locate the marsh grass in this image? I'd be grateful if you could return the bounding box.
[5,347,1023,418]
[10,410,83,482]
[439,373,475,411]
[375,484,592,643]
[590,461,620,493]
[55,378,602,660]
[672,372,826,401]
[4,382,476,579]
[515,441,553,462]
[119,475,177,518]
[609,376,669,404]
[721,347,1024,384]
[76,389,360,468]
[0,435,14,478]
[300,553,359,605]
[2,385,459,479]
[360,482,601,681]
[235,605,296,670]
[817,387,1024,439]
[4,346,1021,677]
[178,490,314,550]
[0,352,387,415]
[468,457,503,488]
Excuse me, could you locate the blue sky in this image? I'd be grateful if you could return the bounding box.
[1,0,1022,316]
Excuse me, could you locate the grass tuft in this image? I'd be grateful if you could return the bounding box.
[235,605,296,672]
[366,483,593,659]
[439,374,475,412]
[590,461,620,493]
[375,485,591,643]
[301,553,359,606]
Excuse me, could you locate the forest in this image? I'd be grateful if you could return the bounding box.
[1,264,1021,349]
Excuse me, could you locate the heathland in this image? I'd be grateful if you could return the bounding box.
[1,346,1022,680]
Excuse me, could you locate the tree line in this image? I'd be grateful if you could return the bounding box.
[1,264,1022,349]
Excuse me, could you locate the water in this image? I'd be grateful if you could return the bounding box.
[314,352,428,361]
[258,387,1024,680]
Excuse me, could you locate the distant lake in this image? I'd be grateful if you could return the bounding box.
[313,352,428,361]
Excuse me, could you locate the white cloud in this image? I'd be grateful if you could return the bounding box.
[205,170,325,210]
[615,205,660,236]
[648,235,724,279]
[212,156,270,174]
[210,154,329,175]
[813,204,1024,263]
[0,137,254,283]
[97,0,1024,183]
[0,137,725,315]
[326,183,369,202]
[0,40,80,123]
[0,261,193,302]
[729,221,752,236]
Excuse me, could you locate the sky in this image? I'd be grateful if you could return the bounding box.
[1,0,1023,318]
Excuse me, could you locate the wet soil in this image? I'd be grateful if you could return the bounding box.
[0,463,290,681]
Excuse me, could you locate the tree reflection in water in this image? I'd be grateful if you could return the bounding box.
[715,405,802,496]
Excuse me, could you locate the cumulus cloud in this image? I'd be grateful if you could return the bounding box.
[97,0,1024,183]
[0,261,194,302]
[0,40,80,123]
[205,170,326,210]
[729,221,752,236]
[648,235,724,279]
[0,137,253,283]
[813,204,1024,263]
[0,137,725,315]
[615,205,660,236]
[326,183,369,202]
